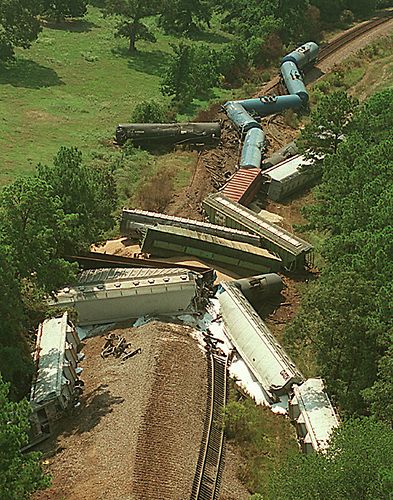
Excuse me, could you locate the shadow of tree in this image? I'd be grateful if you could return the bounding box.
[0,60,63,89]
[187,30,232,44]
[44,19,98,33]
[111,47,171,77]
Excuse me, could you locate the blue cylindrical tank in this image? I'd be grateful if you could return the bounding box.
[280,61,309,103]
[281,42,319,69]
[240,128,266,168]
[223,101,261,133]
[238,94,303,117]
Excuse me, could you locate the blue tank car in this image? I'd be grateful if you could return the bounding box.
[281,42,319,69]
[223,101,261,133]
[240,128,266,168]
[280,61,309,103]
[238,95,303,117]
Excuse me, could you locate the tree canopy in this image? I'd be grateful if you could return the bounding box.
[104,0,161,52]
[0,374,50,499]
[270,418,393,500]
[0,0,41,61]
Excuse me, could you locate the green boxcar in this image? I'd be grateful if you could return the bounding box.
[202,193,313,271]
[141,225,282,276]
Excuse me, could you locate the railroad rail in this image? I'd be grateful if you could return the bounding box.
[190,353,228,500]
[259,13,393,95]
[317,13,393,63]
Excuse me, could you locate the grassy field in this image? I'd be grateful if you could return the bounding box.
[0,6,231,186]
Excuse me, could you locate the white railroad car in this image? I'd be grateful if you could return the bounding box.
[218,282,303,400]
[50,267,202,326]
[30,312,81,436]
[289,378,340,454]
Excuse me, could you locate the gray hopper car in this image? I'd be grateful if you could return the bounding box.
[115,122,221,146]
[203,193,313,271]
[120,208,261,246]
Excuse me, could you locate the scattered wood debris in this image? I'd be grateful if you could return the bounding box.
[101,333,142,362]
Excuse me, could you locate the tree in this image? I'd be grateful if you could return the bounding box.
[37,146,117,253]
[131,100,170,123]
[161,41,219,105]
[40,0,88,22]
[270,418,393,500]
[0,0,41,61]
[104,0,161,53]
[297,91,359,162]
[159,0,212,35]
[0,374,50,499]
[0,176,76,292]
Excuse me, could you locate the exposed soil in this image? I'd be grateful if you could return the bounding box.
[33,322,208,500]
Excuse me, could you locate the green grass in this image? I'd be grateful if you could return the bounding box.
[0,7,231,186]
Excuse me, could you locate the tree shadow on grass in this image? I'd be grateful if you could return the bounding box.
[0,60,63,89]
[44,19,98,33]
[112,47,171,77]
[187,30,232,44]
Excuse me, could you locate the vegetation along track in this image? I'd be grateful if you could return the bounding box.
[260,13,393,95]
[190,353,228,500]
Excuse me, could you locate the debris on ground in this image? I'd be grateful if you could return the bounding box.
[100,333,142,362]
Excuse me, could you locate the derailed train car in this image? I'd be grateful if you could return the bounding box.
[218,282,303,401]
[120,208,261,246]
[50,267,208,326]
[203,193,313,270]
[140,224,282,275]
[115,122,221,146]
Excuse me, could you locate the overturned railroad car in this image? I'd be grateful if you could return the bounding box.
[231,273,283,306]
[218,282,303,400]
[280,61,309,103]
[51,267,204,325]
[263,154,319,201]
[221,168,263,206]
[262,141,298,169]
[240,128,266,168]
[203,193,313,270]
[281,42,319,69]
[223,101,261,133]
[141,225,282,276]
[120,208,260,246]
[238,95,303,117]
[115,122,221,146]
[289,378,340,454]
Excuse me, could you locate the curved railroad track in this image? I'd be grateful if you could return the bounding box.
[260,12,393,95]
[190,353,228,500]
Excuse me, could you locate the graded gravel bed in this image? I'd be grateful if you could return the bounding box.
[34,321,207,500]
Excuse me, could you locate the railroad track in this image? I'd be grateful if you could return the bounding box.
[259,13,393,95]
[190,353,228,500]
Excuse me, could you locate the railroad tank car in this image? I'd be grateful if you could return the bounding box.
[280,61,309,103]
[140,224,282,276]
[202,193,314,270]
[281,42,319,69]
[262,141,298,169]
[223,101,261,133]
[221,168,263,206]
[120,208,261,246]
[231,273,284,306]
[240,127,266,168]
[218,282,303,399]
[115,122,221,146]
[237,95,303,117]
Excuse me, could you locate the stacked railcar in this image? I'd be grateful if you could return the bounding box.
[203,193,313,270]
[223,101,261,133]
[141,225,282,275]
[238,95,303,117]
[120,208,261,246]
[218,282,303,400]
